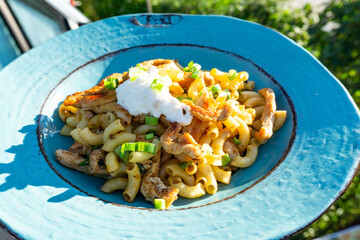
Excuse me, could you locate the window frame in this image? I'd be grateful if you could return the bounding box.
[0,0,88,53]
[0,0,30,53]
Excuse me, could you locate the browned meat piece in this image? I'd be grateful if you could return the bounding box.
[135,134,147,142]
[174,154,193,163]
[68,142,91,156]
[92,102,132,124]
[182,117,209,142]
[223,139,240,160]
[255,88,276,144]
[160,122,202,159]
[160,149,173,164]
[176,72,195,89]
[55,149,109,178]
[140,160,153,171]
[159,115,170,128]
[63,73,123,108]
[140,151,179,209]
[181,99,232,122]
[132,114,146,123]
[89,149,108,176]
[176,71,214,90]
[203,71,216,86]
[55,149,89,173]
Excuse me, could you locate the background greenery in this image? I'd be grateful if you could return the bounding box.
[78,0,360,238]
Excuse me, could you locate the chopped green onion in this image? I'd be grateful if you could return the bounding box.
[184,61,193,71]
[198,91,204,97]
[115,142,156,161]
[223,89,231,100]
[184,61,201,79]
[121,151,130,164]
[233,137,241,145]
[145,116,158,126]
[193,63,201,71]
[183,61,194,72]
[129,65,147,81]
[228,69,238,81]
[150,78,164,93]
[91,145,102,150]
[145,133,154,140]
[191,70,200,79]
[104,77,119,90]
[178,161,192,170]
[154,198,166,210]
[121,142,137,152]
[221,154,231,166]
[146,129,157,135]
[135,142,156,154]
[137,163,146,174]
[114,145,129,164]
[210,84,221,98]
[78,155,90,166]
[210,84,221,94]
[135,64,147,71]
[177,96,192,101]
[114,144,122,156]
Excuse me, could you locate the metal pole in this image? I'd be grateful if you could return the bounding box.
[146,0,153,13]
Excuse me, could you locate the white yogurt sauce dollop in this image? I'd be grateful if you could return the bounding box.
[116,66,193,126]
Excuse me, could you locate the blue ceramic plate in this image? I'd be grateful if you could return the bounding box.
[0,14,359,240]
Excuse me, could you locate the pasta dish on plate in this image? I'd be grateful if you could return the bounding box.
[55,59,286,209]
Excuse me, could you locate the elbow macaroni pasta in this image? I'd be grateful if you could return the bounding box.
[55,59,287,209]
[123,163,141,202]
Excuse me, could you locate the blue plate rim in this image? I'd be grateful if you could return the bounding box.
[37,43,298,211]
[0,13,359,240]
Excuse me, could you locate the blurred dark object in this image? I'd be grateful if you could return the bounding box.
[0,0,90,70]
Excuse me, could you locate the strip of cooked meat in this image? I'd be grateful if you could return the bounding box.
[88,149,108,176]
[160,122,203,159]
[182,117,209,142]
[223,139,240,160]
[91,102,132,125]
[176,69,214,88]
[132,114,146,123]
[255,88,276,144]
[68,142,91,156]
[63,73,123,108]
[181,99,232,122]
[159,115,170,128]
[55,149,109,178]
[174,154,194,163]
[140,151,179,208]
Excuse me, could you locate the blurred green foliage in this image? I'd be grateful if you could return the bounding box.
[78,0,360,239]
[307,0,360,106]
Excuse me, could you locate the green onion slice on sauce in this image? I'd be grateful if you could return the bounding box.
[145,116,158,125]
